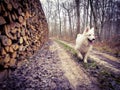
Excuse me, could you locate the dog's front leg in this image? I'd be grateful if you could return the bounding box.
[78,52,83,60]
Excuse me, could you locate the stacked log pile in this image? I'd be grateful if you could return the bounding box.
[0,0,48,69]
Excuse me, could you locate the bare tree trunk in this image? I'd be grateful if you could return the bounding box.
[90,9,93,27]
[86,0,89,26]
[64,13,67,38]
[68,12,72,38]
[83,0,86,30]
[57,0,62,38]
[89,0,100,41]
[75,0,80,37]
[54,15,57,37]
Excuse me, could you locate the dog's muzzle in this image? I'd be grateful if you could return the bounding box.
[88,38,95,43]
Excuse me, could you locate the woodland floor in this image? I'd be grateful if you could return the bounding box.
[0,40,120,90]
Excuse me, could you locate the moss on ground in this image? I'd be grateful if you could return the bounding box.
[55,40,77,55]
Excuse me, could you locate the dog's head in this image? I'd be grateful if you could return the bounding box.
[83,26,95,43]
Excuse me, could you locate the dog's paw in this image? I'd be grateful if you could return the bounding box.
[77,53,83,60]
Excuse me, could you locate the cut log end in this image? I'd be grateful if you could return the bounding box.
[1,35,12,46]
[0,16,6,25]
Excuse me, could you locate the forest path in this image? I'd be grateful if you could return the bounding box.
[51,41,100,90]
[58,40,120,74]
[0,40,100,90]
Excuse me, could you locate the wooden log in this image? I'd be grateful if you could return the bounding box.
[19,37,23,44]
[0,4,1,12]
[0,16,6,25]
[18,16,24,23]
[19,45,23,51]
[23,36,27,42]
[1,3,5,11]
[4,0,10,4]
[5,46,9,52]
[4,63,9,68]
[1,48,6,55]
[12,14,16,21]
[4,25,14,39]
[17,32,21,38]
[18,8,22,15]
[8,12,13,22]
[9,58,16,67]
[11,0,19,10]
[21,13,25,17]
[22,21,26,27]
[23,36,29,45]
[11,28,17,34]
[1,35,12,46]
[13,34,17,40]
[21,29,25,36]
[3,11,8,17]
[25,3,29,9]
[4,54,10,63]
[7,3,12,11]
[14,22,21,28]
[11,52,17,58]
[25,11,30,19]
[30,25,36,31]
[10,23,15,29]
[12,44,19,51]
[9,46,14,53]
[14,12,18,20]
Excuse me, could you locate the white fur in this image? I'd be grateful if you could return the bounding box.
[75,27,95,63]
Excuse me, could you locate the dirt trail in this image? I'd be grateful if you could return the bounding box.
[51,41,99,90]
[59,40,120,74]
[0,40,100,90]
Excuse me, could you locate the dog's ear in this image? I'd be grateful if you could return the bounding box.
[83,26,90,34]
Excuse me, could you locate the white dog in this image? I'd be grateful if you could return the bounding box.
[75,26,95,63]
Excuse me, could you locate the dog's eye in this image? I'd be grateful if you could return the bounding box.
[88,34,91,36]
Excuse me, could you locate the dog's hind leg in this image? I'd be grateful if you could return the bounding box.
[83,46,92,63]
[75,46,83,60]
[75,49,83,60]
[83,52,89,63]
